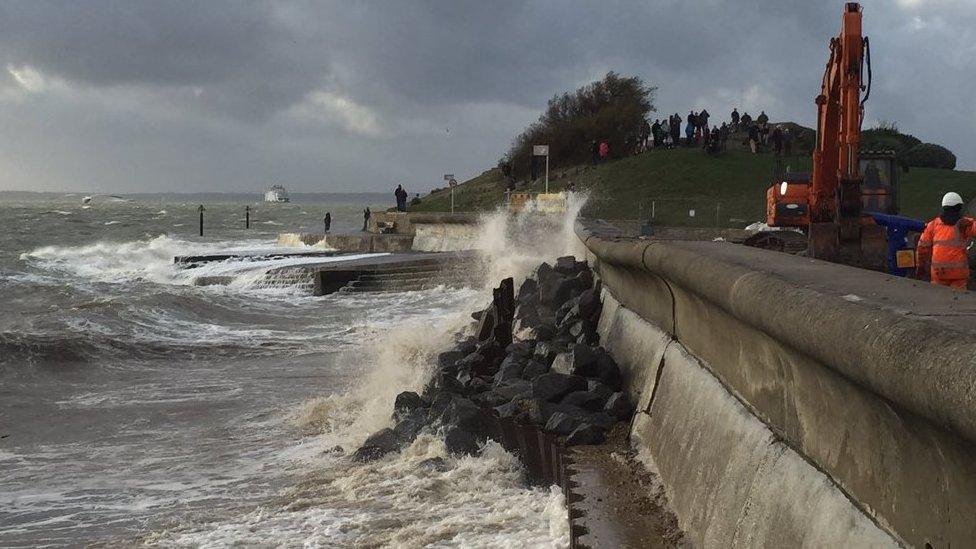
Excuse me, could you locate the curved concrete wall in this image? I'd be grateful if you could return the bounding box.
[578,222,976,548]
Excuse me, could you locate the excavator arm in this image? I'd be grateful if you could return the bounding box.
[763,2,889,270]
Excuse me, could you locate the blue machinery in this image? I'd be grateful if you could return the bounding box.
[867,212,927,277]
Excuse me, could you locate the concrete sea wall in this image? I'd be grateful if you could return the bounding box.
[577,221,976,548]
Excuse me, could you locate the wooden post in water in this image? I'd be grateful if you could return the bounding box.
[245,205,250,229]
[198,205,206,236]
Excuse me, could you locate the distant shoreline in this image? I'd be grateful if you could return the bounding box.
[0,190,392,203]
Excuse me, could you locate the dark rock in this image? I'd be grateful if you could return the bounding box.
[605,392,633,420]
[431,369,462,393]
[566,423,606,446]
[471,309,486,321]
[494,400,519,419]
[586,380,615,403]
[510,397,553,425]
[457,351,487,370]
[394,391,427,418]
[493,379,533,400]
[469,377,490,395]
[437,350,464,370]
[493,355,526,384]
[427,391,456,423]
[568,320,587,340]
[521,359,549,380]
[444,425,481,455]
[532,372,587,402]
[549,346,598,377]
[455,368,473,390]
[533,342,559,366]
[586,412,616,431]
[579,288,601,320]
[418,456,450,472]
[561,390,608,412]
[534,324,556,342]
[555,297,581,325]
[545,411,585,436]
[392,409,428,445]
[517,278,539,303]
[457,337,478,356]
[593,351,623,389]
[505,340,535,357]
[353,428,399,462]
[441,397,493,438]
[472,390,510,408]
[555,256,579,275]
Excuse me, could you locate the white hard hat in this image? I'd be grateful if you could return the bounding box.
[942,192,964,207]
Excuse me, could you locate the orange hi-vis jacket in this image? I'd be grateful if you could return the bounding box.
[917,216,976,288]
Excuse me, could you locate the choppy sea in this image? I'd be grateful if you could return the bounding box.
[0,196,578,547]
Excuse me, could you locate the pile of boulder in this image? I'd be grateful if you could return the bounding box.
[353,256,633,462]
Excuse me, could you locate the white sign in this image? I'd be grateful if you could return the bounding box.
[533,145,549,156]
[443,174,454,181]
[689,209,696,217]
[448,178,458,187]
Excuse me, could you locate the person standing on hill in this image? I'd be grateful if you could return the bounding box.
[394,184,408,212]
[757,111,769,126]
[731,108,740,129]
[591,139,600,165]
[685,119,696,146]
[741,112,753,128]
[651,119,662,148]
[748,124,761,154]
[661,119,671,149]
[671,113,682,145]
[719,122,730,151]
[599,140,609,162]
[771,125,784,156]
[699,109,710,133]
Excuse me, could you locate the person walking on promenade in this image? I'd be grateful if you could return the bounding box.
[394,184,408,212]
[362,207,371,232]
[916,192,976,289]
[324,212,332,233]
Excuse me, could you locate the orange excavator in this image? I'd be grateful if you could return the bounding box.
[763,3,897,269]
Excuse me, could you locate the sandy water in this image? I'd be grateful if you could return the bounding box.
[0,196,580,547]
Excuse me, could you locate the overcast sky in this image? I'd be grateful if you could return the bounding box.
[0,0,972,194]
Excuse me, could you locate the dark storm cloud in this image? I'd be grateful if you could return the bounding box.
[0,0,973,194]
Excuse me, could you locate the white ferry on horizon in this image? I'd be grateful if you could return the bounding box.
[264,184,290,203]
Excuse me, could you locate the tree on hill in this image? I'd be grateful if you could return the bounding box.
[861,121,955,170]
[501,72,655,181]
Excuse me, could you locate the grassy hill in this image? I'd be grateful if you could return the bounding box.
[412,147,976,227]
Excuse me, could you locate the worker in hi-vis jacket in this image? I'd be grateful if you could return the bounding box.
[916,192,976,290]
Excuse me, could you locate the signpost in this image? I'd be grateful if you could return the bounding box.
[445,174,458,213]
[533,145,550,193]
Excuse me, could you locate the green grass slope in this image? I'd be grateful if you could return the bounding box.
[412,148,976,227]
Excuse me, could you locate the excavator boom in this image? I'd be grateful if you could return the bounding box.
[763,2,891,270]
